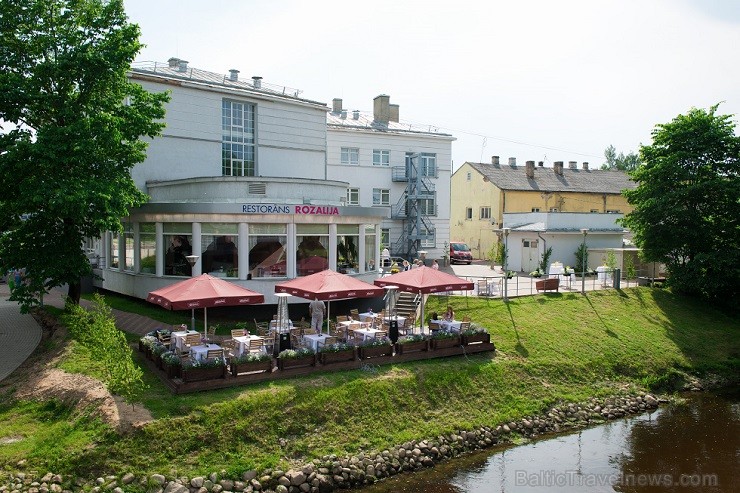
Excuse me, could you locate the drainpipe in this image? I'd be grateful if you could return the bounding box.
[537,232,547,271]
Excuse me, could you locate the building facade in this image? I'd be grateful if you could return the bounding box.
[326,96,454,264]
[93,59,391,304]
[450,157,636,267]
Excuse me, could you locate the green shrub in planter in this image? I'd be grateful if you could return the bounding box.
[461,323,491,345]
[161,351,182,378]
[358,336,392,348]
[397,334,428,344]
[318,342,356,364]
[358,337,393,359]
[430,329,460,350]
[430,329,457,340]
[277,348,315,370]
[395,334,429,354]
[231,352,271,364]
[230,351,272,376]
[318,342,353,353]
[278,348,315,359]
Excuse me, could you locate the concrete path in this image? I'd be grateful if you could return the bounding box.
[0,282,42,382]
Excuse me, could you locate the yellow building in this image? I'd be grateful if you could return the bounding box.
[450,157,636,260]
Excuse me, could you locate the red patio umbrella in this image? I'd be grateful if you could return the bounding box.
[147,274,265,337]
[374,266,474,331]
[275,269,384,333]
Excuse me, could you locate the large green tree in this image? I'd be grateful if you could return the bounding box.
[621,105,740,310]
[601,144,641,171]
[0,0,168,310]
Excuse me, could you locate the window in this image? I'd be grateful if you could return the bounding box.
[365,225,377,271]
[222,100,255,176]
[163,223,193,276]
[531,207,541,212]
[480,207,491,220]
[347,188,360,206]
[419,198,436,216]
[296,224,329,276]
[466,172,471,181]
[420,153,436,177]
[421,226,435,248]
[373,188,390,206]
[372,149,390,166]
[606,209,621,214]
[341,147,359,165]
[337,225,359,273]
[249,224,287,278]
[139,223,156,274]
[466,207,473,220]
[549,207,559,212]
[201,223,238,276]
[123,222,134,271]
[380,228,390,248]
[110,232,120,269]
[590,209,599,213]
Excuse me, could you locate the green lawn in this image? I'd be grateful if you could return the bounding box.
[1,288,737,480]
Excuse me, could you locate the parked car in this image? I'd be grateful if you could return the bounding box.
[450,242,473,264]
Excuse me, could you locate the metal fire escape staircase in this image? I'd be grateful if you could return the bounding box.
[390,154,436,259]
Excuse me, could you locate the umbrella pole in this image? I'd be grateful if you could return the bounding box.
[420,290,425,334]
[191,308,195,332]
[204,307,208,341]
[326,301,330,335]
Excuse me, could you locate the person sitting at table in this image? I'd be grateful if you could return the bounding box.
[443,305,454,322]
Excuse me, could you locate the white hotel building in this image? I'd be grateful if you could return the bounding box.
[91,59,453,303]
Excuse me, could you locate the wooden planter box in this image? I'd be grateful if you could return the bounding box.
[278,355,315,371]
[163,361,182,379]
[461,333,491,345]
[395,340,429,354]
[358,344,393,359]
[181,365,226,382]
[231,359,272,376]
[535,278,559,292]
[154,353,164,369]
[431,336,461,350]
[319,349,357,364]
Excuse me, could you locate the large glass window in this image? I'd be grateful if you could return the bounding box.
[139,223,156,274]
[381,228,390,249]
[123,223,134,271]
[164,223,193,276]
[341,147,359,165]
[421,226,435,248]
[222,100,256,176]
[372,149,390,166]
[202,223,238,277]
[365,225,377,271]
[249,224,287,278]
[420,198,436,216]
[420,153,437,177]
[480,207,491,220]
[110,232,120,269]
[337,225,359,274]
[373,188,390,206]
[296,224,329,276]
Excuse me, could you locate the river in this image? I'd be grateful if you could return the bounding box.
[362,390,739,492]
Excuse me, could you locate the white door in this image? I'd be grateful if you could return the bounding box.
[521,239,539,272]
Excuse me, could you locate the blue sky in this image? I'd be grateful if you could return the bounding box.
[123,0,740,171]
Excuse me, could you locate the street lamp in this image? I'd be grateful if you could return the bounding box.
[502,228,510,302]
[580,229,589,294]
[185,255,199,330]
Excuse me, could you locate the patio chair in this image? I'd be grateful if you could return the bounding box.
[317,336,338,350]
[329,323,346,342]
[477,279,490,296]
[462,315,471,323]
[400,317,413,336]
[221,339,236,358]
[179,352,192,364]
[350,308,360,320]
[231,329,246,338]
[206,325,218,340]
[336,315,349,323]
[206,348,224,360]
[248,338,266,354]
[184,333,201,348]
[374,330,388,340]
[262,333,276,355]
[458,321,471,332]
[254,319,270,336]
[348,330,364,346]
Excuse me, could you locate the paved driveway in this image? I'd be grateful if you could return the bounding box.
[0,283,42,382]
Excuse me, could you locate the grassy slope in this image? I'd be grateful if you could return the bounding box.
[1,288,737,479]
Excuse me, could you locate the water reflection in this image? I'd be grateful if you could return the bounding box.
[363,390,739,493]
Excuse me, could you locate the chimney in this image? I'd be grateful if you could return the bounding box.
[373,94,390,123]
[167,57,180,68]
[554,161,564,175]
[569,161,577,169]
[252,76,262,88]
[177,60,189,72]
[492,156,500,165]
[352,110,360,120]
[525,160,535,179]
[340,109,347,119]
[538,161,544,167]
[332,98,343,113]
[508,157,517,167]
[582,162,589,170]
[389,104,399,122]
[228,69,239,82]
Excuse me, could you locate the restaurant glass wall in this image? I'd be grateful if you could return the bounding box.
[296,224,329,276]
[110,232,120,269]
[123,222,134,272]
[201,223,238,277]
[365,225,377,271]
[249,224,287,278]
[163,223,193,276]
[138,223,156,274]
[337,225,359,274]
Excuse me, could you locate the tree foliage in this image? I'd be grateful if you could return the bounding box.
[63,294,146,404]
[601,144,641,171]
[621,105,740,310]
[0,0,168,311]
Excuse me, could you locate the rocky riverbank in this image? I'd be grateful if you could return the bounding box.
[0,391,664,493]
